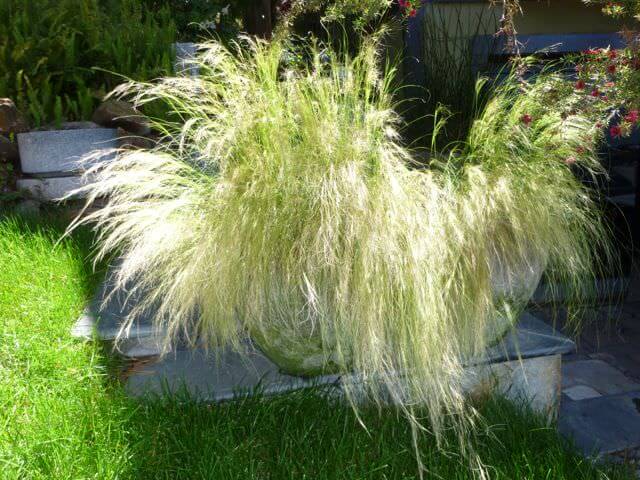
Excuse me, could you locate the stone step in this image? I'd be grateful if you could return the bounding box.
[17,176,87,201]
[559,391,640,457]
[123,342,343,402]
[173,42,199,77]
[18,128,118,175]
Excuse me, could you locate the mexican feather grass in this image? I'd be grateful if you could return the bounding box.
[68,35,612,461]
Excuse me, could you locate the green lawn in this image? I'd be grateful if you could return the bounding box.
[0,210,632,479]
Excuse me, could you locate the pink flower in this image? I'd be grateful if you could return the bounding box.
[625,110,639,123]
[610,125,623,138]
[521,114,533,126]
[575,80,585,90]
[398,0,407,7]
[565,156,577,166]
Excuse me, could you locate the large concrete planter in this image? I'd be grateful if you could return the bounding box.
[18,128,118,176]
[73,262,568,421]
[253,251,547,377]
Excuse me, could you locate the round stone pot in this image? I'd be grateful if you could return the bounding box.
[252,251,547,378]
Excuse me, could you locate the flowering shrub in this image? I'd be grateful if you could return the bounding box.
[397,0,421,17]
[143,0,243,41]
[287,0,423,23]
[571,46,640,139]
[574,1,640,138]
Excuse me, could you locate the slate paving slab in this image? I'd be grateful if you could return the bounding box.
[71,268,158,341]
[562,359,640,396]
[559,391,640,456]
[563,384,602,401]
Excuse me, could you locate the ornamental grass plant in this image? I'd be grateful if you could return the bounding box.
[69,33,613,465]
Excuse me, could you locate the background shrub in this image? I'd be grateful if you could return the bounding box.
[0,0,208,126]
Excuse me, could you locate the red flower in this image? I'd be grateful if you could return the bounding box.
[596,122,603,129]
[605,81,615,88]
[607,64,617,73]
[608,49,618,59]
[590,89,600,97]
[409,8,417,16]
[576,146,586,154]
[625,110,639,123]
[610,125,623,138]
[398,0,407,7]
[575,80,585,90]
[521,114,533,126]
[585,48,603,57]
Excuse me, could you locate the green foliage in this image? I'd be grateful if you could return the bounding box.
[287,0,414,28]
[0,211,632,479]
[0,158,15,197]
[0,0,177,126]
[302,0,392,21]
[141,0,244,41]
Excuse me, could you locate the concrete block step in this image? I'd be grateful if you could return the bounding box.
[17,176,87,201]
[18,128,118,175]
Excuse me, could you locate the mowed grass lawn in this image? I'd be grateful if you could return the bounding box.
[0,209,633,479]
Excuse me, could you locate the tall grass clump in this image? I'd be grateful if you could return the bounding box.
[416,2,500,146]
[69,33,612,464]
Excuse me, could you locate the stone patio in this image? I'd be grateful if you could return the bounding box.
[534,260,640,474]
